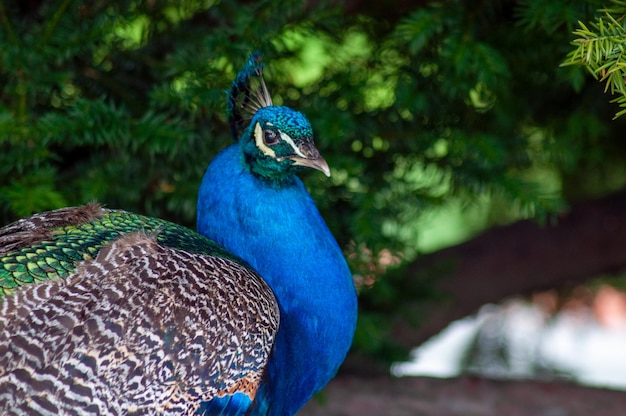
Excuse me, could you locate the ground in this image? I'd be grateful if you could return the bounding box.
[300,376,626,416]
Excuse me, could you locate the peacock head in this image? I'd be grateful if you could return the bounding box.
[240,105,330,182]
[228,52,330,183]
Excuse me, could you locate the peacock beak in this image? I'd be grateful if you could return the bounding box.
[290,155,331,177]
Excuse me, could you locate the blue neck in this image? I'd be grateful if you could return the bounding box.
[197,144,357,415]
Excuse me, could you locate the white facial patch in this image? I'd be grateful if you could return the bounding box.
[254,122,307,159]
[254,122,276,158]
[278,131,306,158]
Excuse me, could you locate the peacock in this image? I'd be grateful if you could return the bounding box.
[0,53,358,415]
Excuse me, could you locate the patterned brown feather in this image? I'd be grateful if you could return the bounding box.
[0,232,279,415]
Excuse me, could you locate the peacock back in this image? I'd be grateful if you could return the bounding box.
[0,203,244,297]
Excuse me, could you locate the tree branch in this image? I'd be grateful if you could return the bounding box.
[391,189,626,349]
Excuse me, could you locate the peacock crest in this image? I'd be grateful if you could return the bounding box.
[227,52,274,141]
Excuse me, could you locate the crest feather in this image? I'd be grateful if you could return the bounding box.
[227,52,273,141]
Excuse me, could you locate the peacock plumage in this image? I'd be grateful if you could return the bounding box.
[0,53,358,415]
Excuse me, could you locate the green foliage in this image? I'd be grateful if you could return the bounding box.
[563,1,626,118]
[1,0,625,362]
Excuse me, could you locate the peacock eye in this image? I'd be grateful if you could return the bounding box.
[263,130,279,146]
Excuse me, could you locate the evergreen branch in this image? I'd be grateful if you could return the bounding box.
[562,3,626,118]
[612,95,626,118]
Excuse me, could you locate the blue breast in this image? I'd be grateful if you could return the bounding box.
[197,143,358,415]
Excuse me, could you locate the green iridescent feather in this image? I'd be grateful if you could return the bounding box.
[0,203,245,297]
